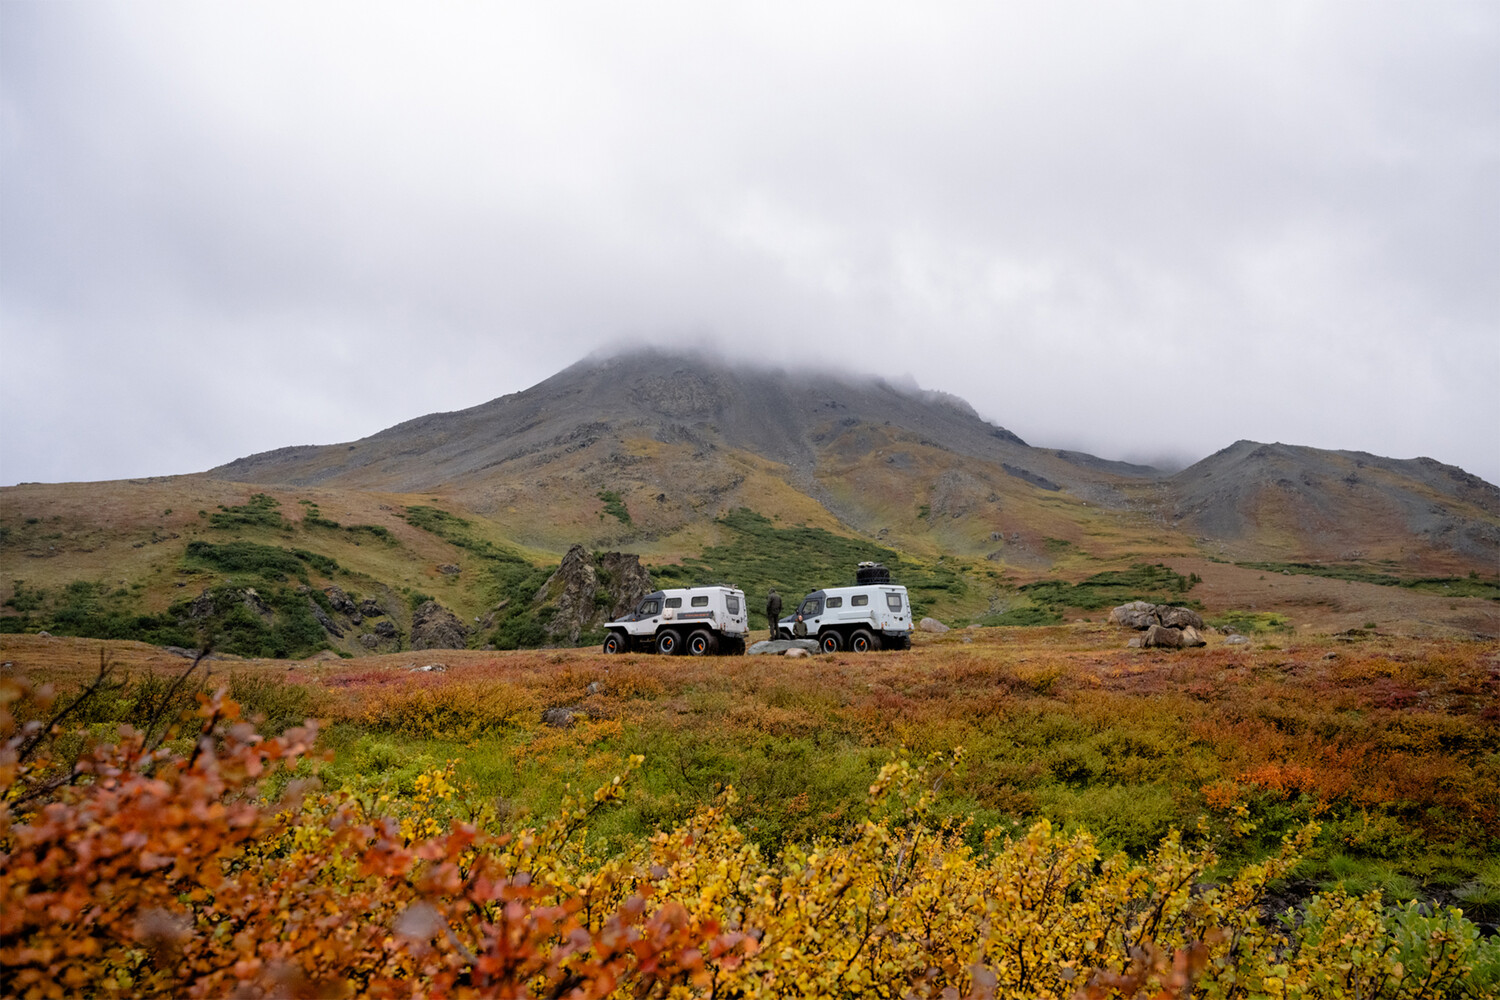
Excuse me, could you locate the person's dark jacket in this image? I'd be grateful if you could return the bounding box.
[766,590,782,624]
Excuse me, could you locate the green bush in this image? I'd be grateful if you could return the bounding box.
[209,493,289,530]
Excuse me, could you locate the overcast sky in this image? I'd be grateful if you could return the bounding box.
[3,1,1497,488]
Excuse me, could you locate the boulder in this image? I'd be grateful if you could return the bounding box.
[541,706,585,728]
[1160,606,1205,630]
[1142,624,1184,649]
[438,564,461,576]
[1180,626,1207,647]
[919,617,950,634]
[373,619,398,639]
[1109,602,1205,631]
[747,639,820,656]
[359,598,386,618]
[1109,601,1159,629]
[410,601,469,650]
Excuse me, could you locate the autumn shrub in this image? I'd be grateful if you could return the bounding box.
[357,678,535,740]
[4,672,1498,999]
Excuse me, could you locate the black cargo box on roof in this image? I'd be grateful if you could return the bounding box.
[855,562,892,585]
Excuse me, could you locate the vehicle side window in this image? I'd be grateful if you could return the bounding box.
[666,597,682,609]
[851,594,869,607]
[727,596,740,614]
[886,593,904,611]
[639,600,660,616]
[690,595,709,607]
[826,597,843,608]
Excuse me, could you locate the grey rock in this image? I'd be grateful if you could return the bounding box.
[410,601,468,650]
[1225,634,1251,645]
[359,598,386,618]
[1180,626,1207,647]
[1108,601,1159,629]
[919,617,950,633]
[1109,602,1204,631]
[243,589,275,622]
[409,663,447,673]
[309,598,344,638]
[359,634,380,648]
[1142,624,1184,649]
[1159,606,1205,630]
[542,706,585,728]
[532,544,655,645]
[325,585,360,618]
[374,619,398,639]
[747,639,820,655]
[438,564,461,576]
[586,681,605,695]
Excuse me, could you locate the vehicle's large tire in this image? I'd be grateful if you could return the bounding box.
[602,632,628,654]
[655,630,682,655]
[849,629,876,653]
[819,631,842,654]
[687,629,718,656]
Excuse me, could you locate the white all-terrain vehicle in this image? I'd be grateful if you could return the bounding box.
[777,564,914,652]
[602,586,749,655]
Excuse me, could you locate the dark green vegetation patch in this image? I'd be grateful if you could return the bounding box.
[650,508,964,627]
[184,540,340,584]
[1242,561,1500,600]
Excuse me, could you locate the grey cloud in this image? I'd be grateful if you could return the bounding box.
[2,1,1496,487]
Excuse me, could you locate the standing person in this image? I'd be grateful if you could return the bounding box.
[765,588,782,640]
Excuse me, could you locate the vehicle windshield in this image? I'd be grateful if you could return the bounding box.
[799,598,823,616]
[638,599,661,616]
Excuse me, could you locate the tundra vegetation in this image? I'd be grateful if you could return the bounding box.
[3,625,1497,997]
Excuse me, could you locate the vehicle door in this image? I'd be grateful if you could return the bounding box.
[792,596,824,636]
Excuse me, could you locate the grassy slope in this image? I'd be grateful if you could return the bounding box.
[4,454,1495,653]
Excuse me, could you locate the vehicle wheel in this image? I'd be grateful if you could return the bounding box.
[819,631,842,653]
[602,632,628,654]
[655,630,681,655]
[687,629,718,656]
[849,629,876,653]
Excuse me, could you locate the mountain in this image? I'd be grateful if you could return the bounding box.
[3,347,1496,655]
[210,348,1499,573]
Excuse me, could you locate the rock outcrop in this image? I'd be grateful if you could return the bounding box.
[919,617,950,633]
[410,601,469,650]
[532,544,655,645]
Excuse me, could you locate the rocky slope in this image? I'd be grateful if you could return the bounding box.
[208,348,1499,575]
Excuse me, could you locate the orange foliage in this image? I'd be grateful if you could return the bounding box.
[0,676,747,999]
